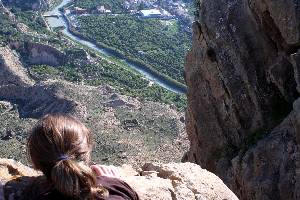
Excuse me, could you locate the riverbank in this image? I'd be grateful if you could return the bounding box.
[64,17,187,93]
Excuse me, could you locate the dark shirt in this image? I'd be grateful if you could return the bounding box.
[33,176,139,200]
[96,176,139,200]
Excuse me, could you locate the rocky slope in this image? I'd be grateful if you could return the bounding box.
[0,159,238,200]
[185,0,300,199]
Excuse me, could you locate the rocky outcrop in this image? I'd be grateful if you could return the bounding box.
[0,46,34,86]
[0,45,84,119]
[185,0,300,199]
[20,42,66,67]
[0,159,238,200]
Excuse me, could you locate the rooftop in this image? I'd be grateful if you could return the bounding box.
[139,9,162,17]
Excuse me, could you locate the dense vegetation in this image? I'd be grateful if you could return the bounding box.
[0,8,52,44]
[0,11,19,44]
[76,15,191,83]
[15,11,48,33]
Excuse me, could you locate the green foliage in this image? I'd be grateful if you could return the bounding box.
[0,12,20,44]
[80,61,187,111]
[82,61,186,110]
[59,65,83,82]
[16,11,47,33]
[76,15,191,83]
[3,0,62,10]
[0,8,49,45]
[31,65,60,75]
[14,11,48,33]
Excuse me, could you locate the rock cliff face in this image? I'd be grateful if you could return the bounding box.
[9,42,66,67]
[185,0,300,199]
[0,46,81,118]
[0,159,238,200]
[25,42,66,67]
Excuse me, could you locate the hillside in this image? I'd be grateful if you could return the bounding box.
[0,2,189,167]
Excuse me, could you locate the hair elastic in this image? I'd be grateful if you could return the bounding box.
[56,155,70,162]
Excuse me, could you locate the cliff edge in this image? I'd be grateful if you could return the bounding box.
[0,159,238,200]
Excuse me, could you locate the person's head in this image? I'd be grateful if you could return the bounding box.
[27,114,108,199]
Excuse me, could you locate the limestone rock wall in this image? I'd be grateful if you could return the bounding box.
[0,159,238,200]
[185,0,300,199]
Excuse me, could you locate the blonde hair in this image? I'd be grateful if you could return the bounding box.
[27,114,108,199]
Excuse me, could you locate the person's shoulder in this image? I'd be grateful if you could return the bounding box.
[97,176,140,200]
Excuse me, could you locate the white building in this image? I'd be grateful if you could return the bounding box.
[139,9,162,18]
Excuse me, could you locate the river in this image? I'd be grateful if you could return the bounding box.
[44,0,187,94]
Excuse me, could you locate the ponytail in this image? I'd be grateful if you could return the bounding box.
[27,114,109,200]
[51,159,108,199]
